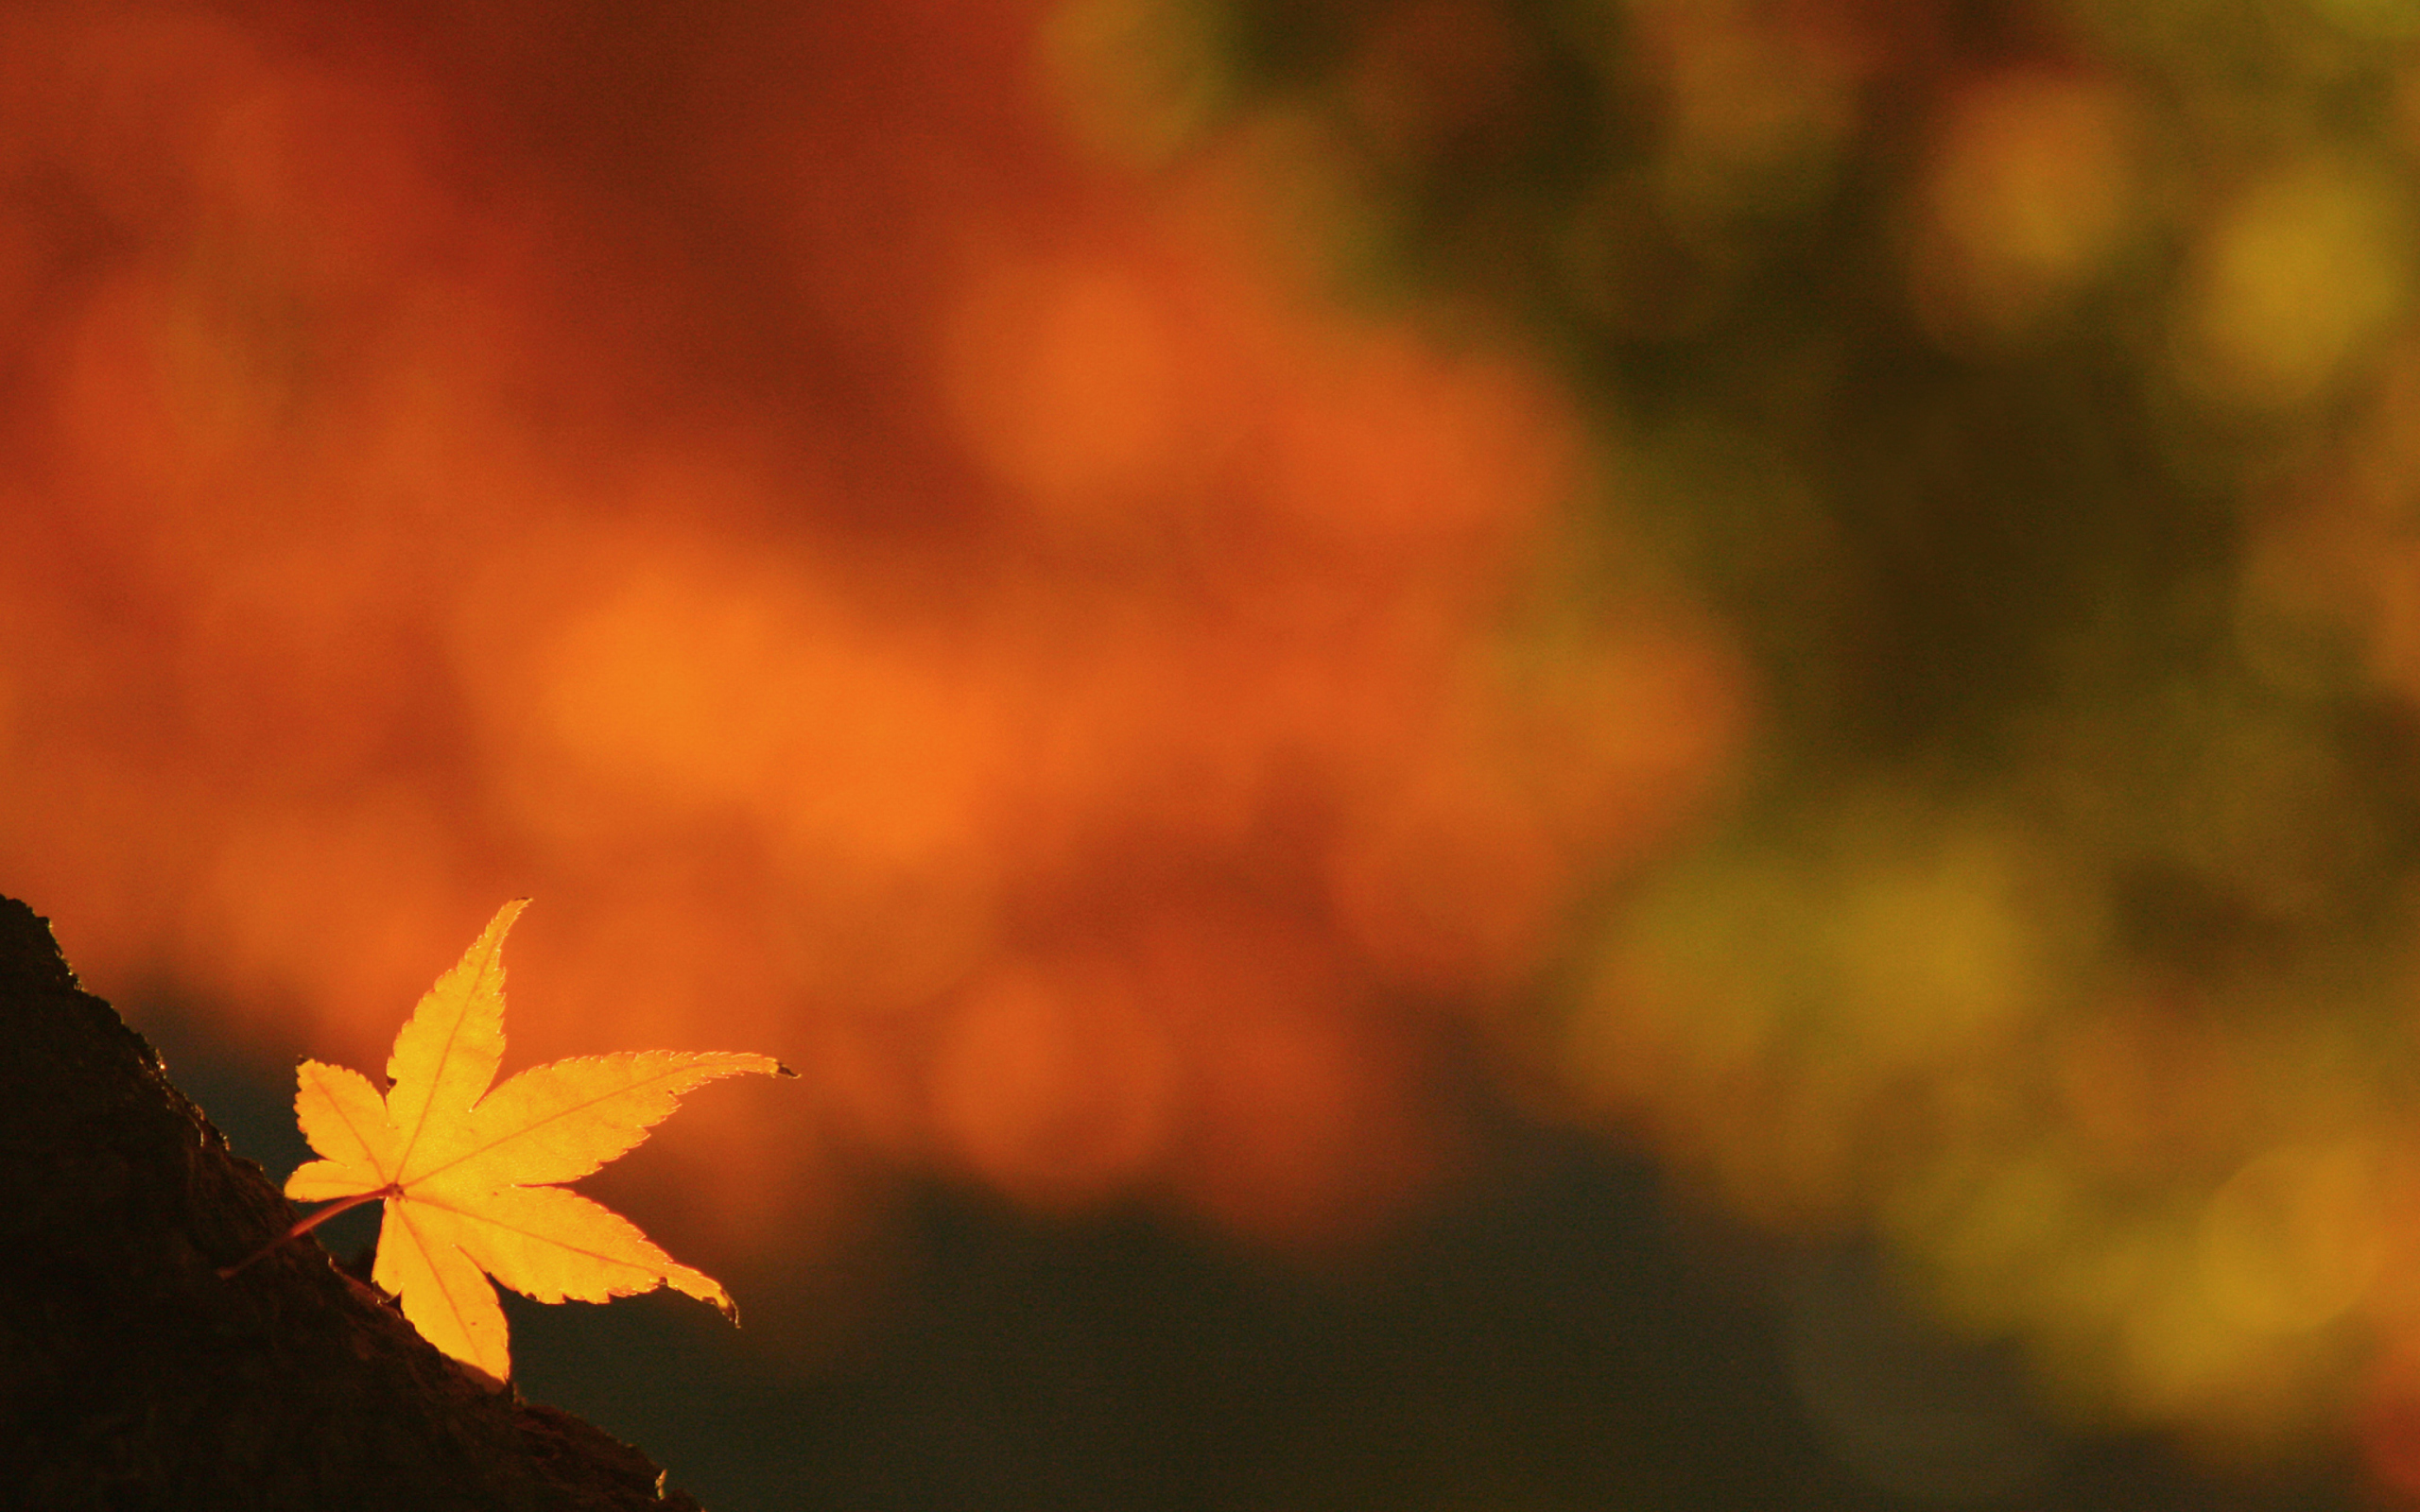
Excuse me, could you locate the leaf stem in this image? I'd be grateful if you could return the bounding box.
[216,1185,399,1280]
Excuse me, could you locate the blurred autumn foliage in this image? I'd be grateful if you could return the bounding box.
[0,0,1731,1266]
[27,0,2420,1497]
[1164,0,2420,1486]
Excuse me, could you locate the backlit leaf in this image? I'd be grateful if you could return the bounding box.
[283,901,790,1379]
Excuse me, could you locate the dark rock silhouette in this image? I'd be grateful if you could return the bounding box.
[0,894,703,1510]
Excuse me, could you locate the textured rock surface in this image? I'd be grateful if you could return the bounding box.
[0,895,703,1511]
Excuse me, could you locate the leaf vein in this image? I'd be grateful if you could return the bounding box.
[406,1057,747,1187]
[405,1191,662,1277]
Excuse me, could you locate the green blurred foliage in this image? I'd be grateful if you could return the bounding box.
[1064,0,2420,1468]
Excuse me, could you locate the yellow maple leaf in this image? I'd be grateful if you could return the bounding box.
[277,899,790,1380]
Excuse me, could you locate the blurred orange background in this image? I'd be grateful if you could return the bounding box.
[0,0,1733,1261]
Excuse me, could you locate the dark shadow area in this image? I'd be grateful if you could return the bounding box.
[137,997,2361,1512]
